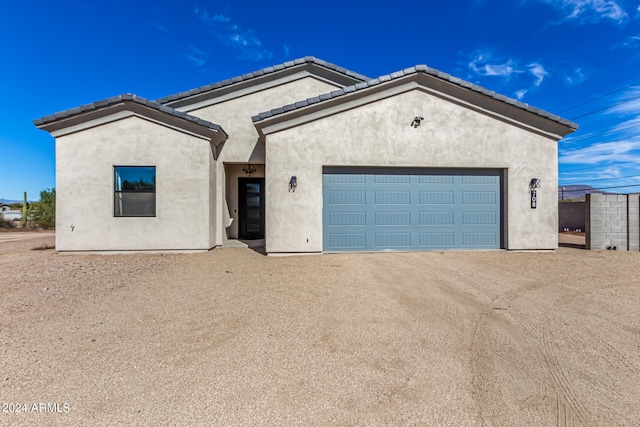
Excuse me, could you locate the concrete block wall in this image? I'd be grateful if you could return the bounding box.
[558,201,585,231]
[630,194,640,252]
[586,193,640,251]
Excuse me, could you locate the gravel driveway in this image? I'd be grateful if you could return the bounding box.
[1,232,639,426]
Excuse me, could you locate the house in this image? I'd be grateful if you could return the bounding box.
[34,57,577,253]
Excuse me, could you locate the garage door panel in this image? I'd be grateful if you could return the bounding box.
[419,232,455,247]
[329,212,366,226]
[375,191,411,205]
[375,212,411,226]
[375,174,410,183]
[420,211,455,225]
[462,232,497,246]
[375,233,411,248]
[329,190,366,205]
[330,233,366,249]
[462,211,497,225]
[462,191,497,204]
[323,168,502,251]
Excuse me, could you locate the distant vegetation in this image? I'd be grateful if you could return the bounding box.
[1,189,56,229]
[27,188,56,229]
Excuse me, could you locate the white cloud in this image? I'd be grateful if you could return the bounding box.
[541,0,628,24]
[185,44,207,67]
[468,52,520,77]
[467,51,550,99]
[607,86,640,115]
[194,7,231,24]
[564,67,586,85]
[193,7,273,62]
[528,63,548,87]
[559,139,640,164]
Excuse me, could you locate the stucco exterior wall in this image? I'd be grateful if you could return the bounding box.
[56,116,215,251]
[185,76,341,163]
[182,75,341,245]
[264,88,559,253]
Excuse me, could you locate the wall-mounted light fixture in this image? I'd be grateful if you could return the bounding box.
[410,116,424,128]
[529,178,540,209]
[243,164,256,176]
[289,176,297,192]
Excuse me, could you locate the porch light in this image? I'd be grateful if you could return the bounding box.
[410,116,424,128]
[243,164,256,176]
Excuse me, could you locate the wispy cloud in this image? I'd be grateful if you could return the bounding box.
[540,0,628,24]
[559,139,640,164]
[607,86,640,116]
[561,86,640,166]
[194,7,231,24]
[528,63,548,87]
[466,51,549,99]
[613,35,640,49]
[193,7,273,62]
[185,44,207,67]
[468,52,520,77]
[564,67,586,85]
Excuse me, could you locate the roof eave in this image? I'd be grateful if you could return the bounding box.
[35,96,227,145]
[253,67,577,140]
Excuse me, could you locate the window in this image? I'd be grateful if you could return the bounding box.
[114,166,156,217]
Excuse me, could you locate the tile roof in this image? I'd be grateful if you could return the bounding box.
[156,56,370,105]
[34,94,223,131]
[251,65,579,130]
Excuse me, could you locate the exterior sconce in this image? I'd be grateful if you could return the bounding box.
[529,178,541,189]
[410,116,424,128]
[243,164,256,176]
[289,176,297,192]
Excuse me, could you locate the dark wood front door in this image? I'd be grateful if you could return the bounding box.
[239,178,265,240]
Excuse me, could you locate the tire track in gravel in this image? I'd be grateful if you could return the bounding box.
[469,276,599,427]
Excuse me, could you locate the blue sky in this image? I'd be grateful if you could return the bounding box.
[2,0,640,200]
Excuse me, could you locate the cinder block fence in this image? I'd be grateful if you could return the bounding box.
[585,193,640,251]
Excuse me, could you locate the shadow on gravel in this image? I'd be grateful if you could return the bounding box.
[559,242,586,249]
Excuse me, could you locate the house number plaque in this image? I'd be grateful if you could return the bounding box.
[531,190,537,209]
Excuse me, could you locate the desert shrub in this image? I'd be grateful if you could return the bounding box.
[0,217,14,229]
[27,188,56,229]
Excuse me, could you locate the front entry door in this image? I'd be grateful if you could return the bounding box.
[239,178,265,240]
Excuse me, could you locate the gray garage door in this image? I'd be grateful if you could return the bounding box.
[322,167,502,252]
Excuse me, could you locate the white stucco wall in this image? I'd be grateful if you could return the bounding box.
[55,116,216,251]
[182,75,342,244]
[264,88,559,253]
[185,75,342,163]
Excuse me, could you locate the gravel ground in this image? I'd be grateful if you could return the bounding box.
[1,232,639,426]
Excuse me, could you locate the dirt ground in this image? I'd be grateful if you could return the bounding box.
[1,232,639,426]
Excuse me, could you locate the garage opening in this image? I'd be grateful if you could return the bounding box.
[322,167,503,252]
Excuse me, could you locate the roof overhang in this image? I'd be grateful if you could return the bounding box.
[34,95,228,148]
[253,67,578,141]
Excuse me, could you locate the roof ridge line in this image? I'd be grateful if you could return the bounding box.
[155,56,370,105]
[252,64,578,130]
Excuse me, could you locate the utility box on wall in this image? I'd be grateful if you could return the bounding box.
[585,193,640,251]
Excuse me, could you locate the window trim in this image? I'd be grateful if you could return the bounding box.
[114,165,156,218]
